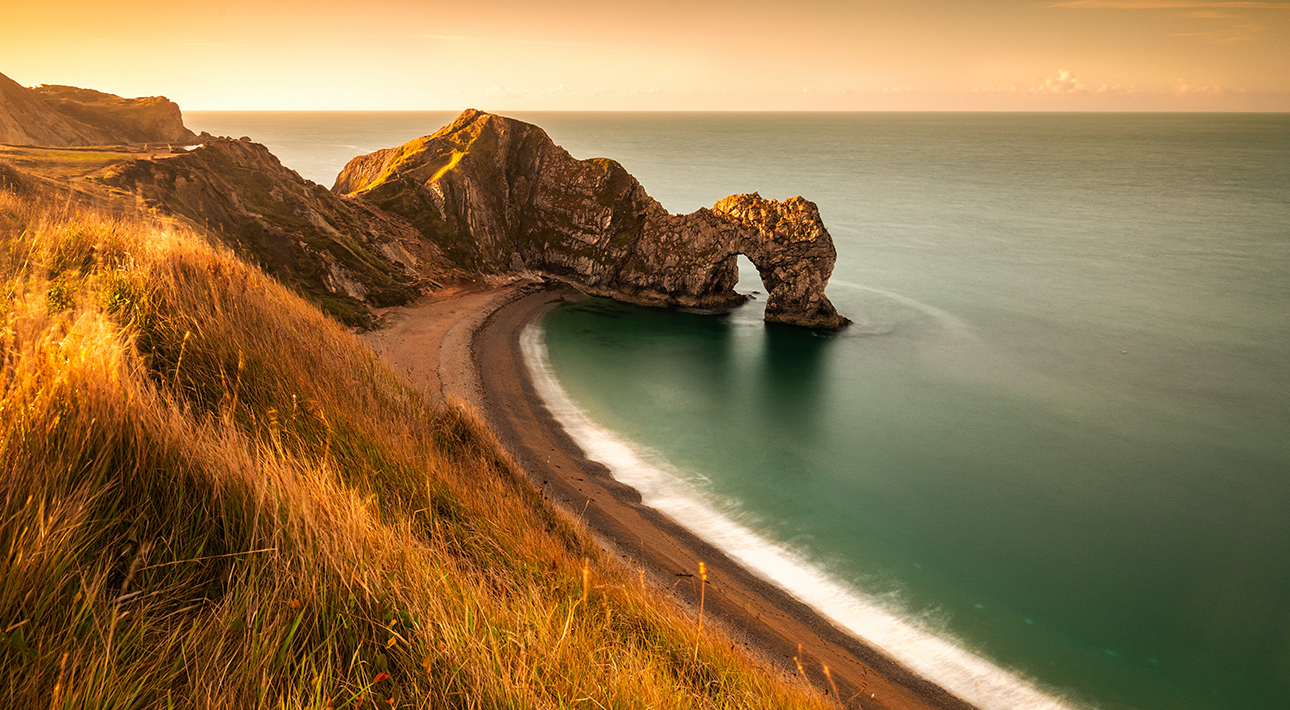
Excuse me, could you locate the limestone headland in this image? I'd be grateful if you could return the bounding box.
[334,109,849,329]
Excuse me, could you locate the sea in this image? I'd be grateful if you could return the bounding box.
[187,111,1290,710]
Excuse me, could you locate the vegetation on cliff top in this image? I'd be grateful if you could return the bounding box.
[96,139,446,328]
[0,71,196,148]
[29,84,197,146]
[0,167,826,708]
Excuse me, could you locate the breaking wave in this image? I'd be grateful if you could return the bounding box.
[521,322,1082,710]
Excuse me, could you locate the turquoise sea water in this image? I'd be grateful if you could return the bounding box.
[188,112,1290,710]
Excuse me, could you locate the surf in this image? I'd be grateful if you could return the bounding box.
[521,321,1081,710]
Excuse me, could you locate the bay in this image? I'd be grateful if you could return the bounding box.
[187,111,1290,710]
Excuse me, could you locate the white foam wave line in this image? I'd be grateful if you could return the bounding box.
[830,279,976,340]
[521,323,1081,710]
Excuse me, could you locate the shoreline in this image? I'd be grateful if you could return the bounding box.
[369,281,974,710]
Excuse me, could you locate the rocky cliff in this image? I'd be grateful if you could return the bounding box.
[0,71,197,147]
[334,109,847,329]
[32,84,198,145]
[97,139,450,325]
[5,78,847,329]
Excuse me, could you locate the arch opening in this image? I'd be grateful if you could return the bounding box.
[734,253,766,298]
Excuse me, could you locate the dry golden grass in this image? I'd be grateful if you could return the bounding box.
[0,173,827,709]
[0,145,139,182]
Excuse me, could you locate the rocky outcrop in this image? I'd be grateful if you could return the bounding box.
[713,194,845,328]
[0,71,197,147]
[98,139,452,326]
[334,109,847,329]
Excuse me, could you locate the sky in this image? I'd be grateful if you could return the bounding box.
[4,0,1289,111]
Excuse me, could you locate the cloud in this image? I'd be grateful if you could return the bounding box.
[972,70,1245,96]
[484,86,530,99]
[973,70,1140,95]
[1051,1,1290,8]
[1051,2,1276,42]
[1172,78,1241,93]
[1037,69,1086,93]
[1170,23,1263,39]
[483,85,576,99]
[472,85,685,102]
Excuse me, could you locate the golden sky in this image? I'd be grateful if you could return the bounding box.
[4,0,1289,110]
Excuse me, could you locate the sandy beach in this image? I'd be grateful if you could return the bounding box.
[363,281,974,710]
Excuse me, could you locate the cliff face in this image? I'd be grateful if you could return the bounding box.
[713,194,844,328]
[0,72,109,146]
[6,81,846,329]
[0,72,197,147]
[334,109,847,329]
[98,139,450,325]
[32,84,197,145]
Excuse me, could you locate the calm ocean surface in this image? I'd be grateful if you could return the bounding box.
[188,111,1290,710]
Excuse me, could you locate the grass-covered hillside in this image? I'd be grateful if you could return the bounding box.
[97,139,448,328]
[0,170,824,708]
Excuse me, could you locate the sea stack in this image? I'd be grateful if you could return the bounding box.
[334,109,849,329]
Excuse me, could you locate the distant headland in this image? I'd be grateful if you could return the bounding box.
[0,72,198,147]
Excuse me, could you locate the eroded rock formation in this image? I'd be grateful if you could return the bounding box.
[334,109,848,329]
[3,77,847,328]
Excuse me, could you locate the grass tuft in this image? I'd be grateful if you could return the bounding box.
[0,171,826,708]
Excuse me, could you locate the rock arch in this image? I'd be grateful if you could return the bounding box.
[715,193,847,329]
[335,109,849,330]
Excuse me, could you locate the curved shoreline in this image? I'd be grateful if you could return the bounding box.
[453,283,975,710]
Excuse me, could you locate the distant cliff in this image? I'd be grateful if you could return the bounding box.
[0,71,197,147]
[334,109,847,329]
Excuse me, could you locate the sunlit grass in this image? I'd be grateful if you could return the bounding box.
[0,146,139,182]
[0,174,826,709]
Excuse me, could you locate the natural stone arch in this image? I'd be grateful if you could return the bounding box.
[335,109,849,330]
[715,194,846,329]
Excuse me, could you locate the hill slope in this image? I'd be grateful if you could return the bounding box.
[0,169,827,709]
[97,138,450,325]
